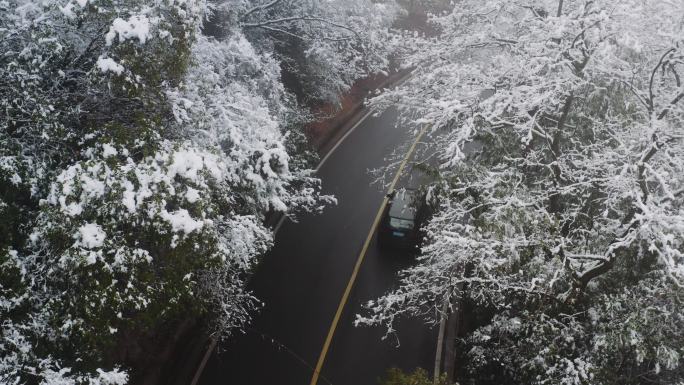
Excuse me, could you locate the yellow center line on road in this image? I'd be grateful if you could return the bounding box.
[309,124,430,385]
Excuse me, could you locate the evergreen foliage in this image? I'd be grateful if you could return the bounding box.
[0,0,398,383]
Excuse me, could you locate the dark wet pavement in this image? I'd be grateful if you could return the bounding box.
[198,108,436,385]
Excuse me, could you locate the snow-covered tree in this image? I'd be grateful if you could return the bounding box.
[359,1,684,383]
[1,0,396,383]
[211,0,402,103]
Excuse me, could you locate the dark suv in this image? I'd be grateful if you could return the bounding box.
[378,188,429,249]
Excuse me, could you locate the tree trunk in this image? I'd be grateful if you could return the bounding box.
[556,0,564,17]
[444,283,463,384]
[434,299,449,382]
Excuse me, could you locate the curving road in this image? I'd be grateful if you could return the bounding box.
[197,106,436,385]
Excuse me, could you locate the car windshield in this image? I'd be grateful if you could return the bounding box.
[388,189,417,220]
[390,217,414,230]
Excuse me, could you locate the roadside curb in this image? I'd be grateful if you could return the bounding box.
[265,68,413,232]
[315,69,412,157]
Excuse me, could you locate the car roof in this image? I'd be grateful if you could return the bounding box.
[388,189,418,220]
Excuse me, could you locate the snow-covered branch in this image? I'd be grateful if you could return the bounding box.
[361,1,684,382]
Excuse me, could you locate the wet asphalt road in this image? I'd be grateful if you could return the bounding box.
[198,107,437,385]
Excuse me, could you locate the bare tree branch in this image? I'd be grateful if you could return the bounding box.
[241,0,285,21]
[242,15,360,39]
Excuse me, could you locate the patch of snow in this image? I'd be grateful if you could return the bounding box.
[10,173,21,185]
[161,209,204,234]
[40,367,77,385]
[105,15,152,46]
[60,2,76,19]
[97,56,124,75]
[92,368,128,385]
[122,190,136,213]
[76,223,106,249]
[168,149,205,181]
[185,187,200,203]
[63,201,84,217]
[102,143,117,157]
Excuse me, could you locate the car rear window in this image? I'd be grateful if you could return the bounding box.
[388,189,417,220]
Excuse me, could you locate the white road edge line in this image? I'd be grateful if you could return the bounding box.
[314,70,414,177]
[270,109,375,235]
[274,70,414,235]
[315,109,375,173]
